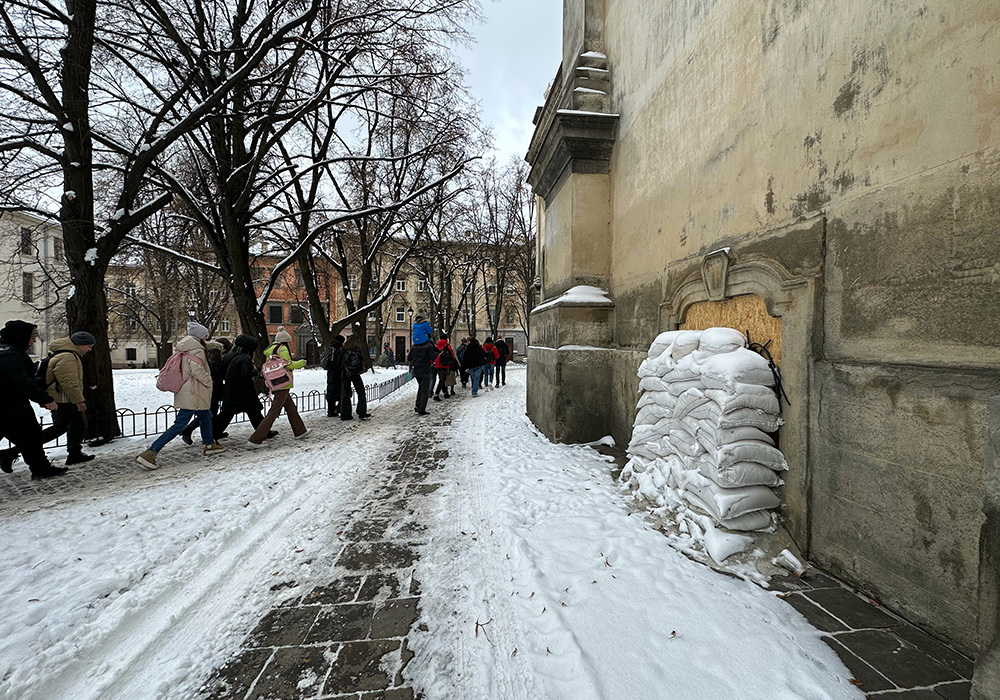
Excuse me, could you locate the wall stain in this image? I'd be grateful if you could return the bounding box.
[834,45,891,117]
[765,176,776,214]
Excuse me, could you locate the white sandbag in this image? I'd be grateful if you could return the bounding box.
[621,455,650,482]
[713,441,788,471]
[648,330,686,359]
[636,392,657,410]
[694,424,775,452]
[649,392,679,410]
[672,387,713,421]
[686,402,782,432]
[669,330,702,362]
[628,443,659,461]
[683,492,776,531]
[699,348,776,388]
[638,376,669,393]
[698,327,747,355]
[687,512,755,562]
[637,357,657,379]
[634,469,662,503]
[666,378,705,396]
[695,456,785,488]
[647,439,678,458]
[662,353,702,383]
[668,429,703,457]
[648,347,676,377]
[635,403,674,426]
[704,387,780,415]
[678,471,780,519]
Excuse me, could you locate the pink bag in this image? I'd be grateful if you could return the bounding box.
[261,352,292,391]
[156,352,201,393]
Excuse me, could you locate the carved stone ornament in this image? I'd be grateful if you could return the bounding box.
[701,248,732,301]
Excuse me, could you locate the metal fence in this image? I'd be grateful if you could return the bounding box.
[6,372,413,450]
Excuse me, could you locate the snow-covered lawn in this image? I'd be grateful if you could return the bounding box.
[0,366,861,700]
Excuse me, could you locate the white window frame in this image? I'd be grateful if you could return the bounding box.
[395,278,406,292]
[348,274,358,290]
[417,278,427,292]
[395,307,405,323]
[220,319,231,332]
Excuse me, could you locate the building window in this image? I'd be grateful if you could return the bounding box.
[290,305,305,324]
[19,228,32,255]
[125,348,137,361]
[22,272,33,303]
[268,304,283,324]
[220,319,230,332]
[395,278,406,292]
[395,306,405,323]
[53,237,63,260]
[125,317,138,332]
[124,282,136,298]
[461,307,471,323]
[417,278,427,292]
[295,269,305,288]
[487,283,497,295]
[348,274,358,290]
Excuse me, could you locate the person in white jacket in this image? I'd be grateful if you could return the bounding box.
[136,322,226,469]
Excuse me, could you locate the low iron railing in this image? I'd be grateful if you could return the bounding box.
[4,372,413,450]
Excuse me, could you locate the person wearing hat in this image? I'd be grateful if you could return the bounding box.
[136,321,226,469]
[182,338,225,445]
[213,334,278,440]
[1,330,96,471]
[0,320,65,479]
[247,326,308,445]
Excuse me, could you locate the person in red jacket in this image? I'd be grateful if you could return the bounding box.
[432,338,458,401]
[482,338,500,391]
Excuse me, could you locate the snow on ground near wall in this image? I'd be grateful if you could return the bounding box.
[1,380,416,700]
[407,375,863,700]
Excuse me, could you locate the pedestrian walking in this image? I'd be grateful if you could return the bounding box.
[456,337,470,388]
[182,339,224,444]
[247,327,309,445]
[213,334,278,441]
[1,330,96,469]
[340,331,371,421]
[494,337,510,387]
[408,336,435,415]
[432,338,458,401]
[136,322,226,469]
[461,336,487,397]
[0,320,65,479]
[482,338,500,390]
[324,335,345,417]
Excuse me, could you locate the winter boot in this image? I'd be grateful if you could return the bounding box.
[136,449,159,470]
[31,464,69,480]
[203,442,227,456]
[1,449,17,474]
[65,453,95,466]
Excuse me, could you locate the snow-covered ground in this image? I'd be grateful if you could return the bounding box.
[0,366,862,700]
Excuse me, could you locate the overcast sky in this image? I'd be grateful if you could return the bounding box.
[455,0,563,164]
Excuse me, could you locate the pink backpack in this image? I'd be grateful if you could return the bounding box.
[156,351,201,393]
[261,347,292,391]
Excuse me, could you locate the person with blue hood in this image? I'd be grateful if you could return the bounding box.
[411,315,432,345]
[0,320,65,479]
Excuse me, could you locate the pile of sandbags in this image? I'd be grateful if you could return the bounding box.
[622,328,786,535]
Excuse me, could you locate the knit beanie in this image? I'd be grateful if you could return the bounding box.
[234,334,258,351]
[70,331,96,346]
[0,320,37,350]
[187,321,209,340]
[274,326,293,343]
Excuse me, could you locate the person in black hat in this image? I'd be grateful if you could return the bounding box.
[0,321,66,479]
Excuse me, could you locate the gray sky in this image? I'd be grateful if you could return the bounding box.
[455,0,563,164]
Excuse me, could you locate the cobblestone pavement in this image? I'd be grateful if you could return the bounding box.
[196,411,452,699]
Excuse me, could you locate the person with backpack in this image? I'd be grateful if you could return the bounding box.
[482,338,500,391]
[408,335,436,415]
[340,330,371,421]
[0,320,64,479]
[213,334,278,441]
[411,314,432,345]
[0,330,96,471]
[432,338,457,401]
[493,337,510,387]
[324,335,345,417]
[136,322,226,469]
[461,336,488,397]
[247,326,309,445]
[182,339,225,445]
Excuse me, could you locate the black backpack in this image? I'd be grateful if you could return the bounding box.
[36,349,74,389]
[343,348,363,376]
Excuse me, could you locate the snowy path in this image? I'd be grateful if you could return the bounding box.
[0,366,863,700]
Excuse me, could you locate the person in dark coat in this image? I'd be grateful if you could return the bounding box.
[408,338,436,415]
[456,337,470,388]
[339,330,371,421]
[182,339,225,444]
[324,335,345,417]
[460,336,487,396]
[494,337,510,387]
[213,334,278,440]
[0,320,65,479]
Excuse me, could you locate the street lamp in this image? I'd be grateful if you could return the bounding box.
[407,307,414,345]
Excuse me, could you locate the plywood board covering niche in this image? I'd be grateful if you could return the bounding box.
[680,294,782,366]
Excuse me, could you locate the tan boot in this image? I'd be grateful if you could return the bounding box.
[136,449,158,470]
[203,442,227,456]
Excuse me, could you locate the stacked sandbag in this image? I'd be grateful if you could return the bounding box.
[622,327,787,537]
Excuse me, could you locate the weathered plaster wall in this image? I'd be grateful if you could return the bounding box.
[592,0,1000,653]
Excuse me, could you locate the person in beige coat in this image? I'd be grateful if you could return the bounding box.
[136,322,226,470]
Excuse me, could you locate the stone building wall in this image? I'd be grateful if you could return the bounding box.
[527,0,1000,657]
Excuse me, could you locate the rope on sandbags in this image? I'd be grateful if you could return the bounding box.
[744,332,790,412]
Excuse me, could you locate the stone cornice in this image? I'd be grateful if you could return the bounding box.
[526,110,619,203]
